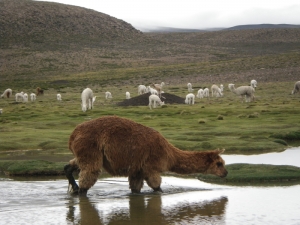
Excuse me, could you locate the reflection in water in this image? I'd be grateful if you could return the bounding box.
[67,197,103,224]
[66,194,227,225]
[1,176,300,224]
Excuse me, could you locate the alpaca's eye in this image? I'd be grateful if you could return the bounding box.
[217,162,223,167]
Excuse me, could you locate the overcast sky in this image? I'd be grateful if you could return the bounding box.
[36,0,300,30]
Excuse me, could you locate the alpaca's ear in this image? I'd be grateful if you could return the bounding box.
[216,148,225,154]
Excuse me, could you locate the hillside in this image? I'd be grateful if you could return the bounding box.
[0,0,300,90]
[0,0,144,46]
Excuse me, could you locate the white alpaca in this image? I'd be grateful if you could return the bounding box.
[153,82,165,97]
[15,92,24,102]
[291,81,300,95]
[220,84,224,92]
[211,84,223,97]
[57,93,62,101]
[93,96,97,103]
[147,86,158,95]
[185,93,195,105]
[203,88,209,98]
[105,91,112,100]
[22,93,28,102]
[187,83,193,92]
[197,89,204,98]
[1,88,12,98]
[138,85,147,95]
[149,94,164,109]
[251,80,257,89]
[126,91,130,99]
[0,109,2,114]
[30,93,36,102]
[81,88,94,112]
[228,83,255,102]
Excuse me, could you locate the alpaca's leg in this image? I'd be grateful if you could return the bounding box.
[64,159,80,194]
[76,155,103,195]
[145,173,162,192]
[77,169,100,195]
[129,171,144,193]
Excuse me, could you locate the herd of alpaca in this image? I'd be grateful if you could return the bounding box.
[1,80,300,113]
[65,115,228,195]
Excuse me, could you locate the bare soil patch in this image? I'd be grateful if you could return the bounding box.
[117,93,185,106]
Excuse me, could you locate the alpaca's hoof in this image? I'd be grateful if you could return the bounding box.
[153,187,163,193]
[78,188,88,196]
[68,183,79,195]
[131,189,141,194]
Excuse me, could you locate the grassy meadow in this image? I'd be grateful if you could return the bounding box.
[0,81,299,164]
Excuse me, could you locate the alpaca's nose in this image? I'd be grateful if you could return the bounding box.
[221,170,228,178]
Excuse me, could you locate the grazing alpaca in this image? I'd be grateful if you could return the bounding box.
[211,84,223,97]
[228,83,255,102]
[1,88,12,98]
[81,88,94,112]
[185,93,195,104]
[36,87,44,96]
[203,88,209,98]
[65,116,227,195]
[138,85,147,95]
[105,91,112,100]
[197,89,204,98]
[146,86,158,95]
[30,93,36,102]
[15,92,24,102]
[149,94,164,109]
[23,93,28,102]
[291,81,300,95]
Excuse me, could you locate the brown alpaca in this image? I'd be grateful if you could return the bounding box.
[36,87,44,96]
[65,116,228,195]
[152,82,165,98]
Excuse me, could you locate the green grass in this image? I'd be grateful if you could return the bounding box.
[197,164,300,185]
[0,160,66,176]
[0,82,300,162]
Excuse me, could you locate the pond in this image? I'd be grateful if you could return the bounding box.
[0,147,299,225]
[223,146,300,167]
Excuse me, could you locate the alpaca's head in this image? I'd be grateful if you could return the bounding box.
[81,103,87,112]
[205,149,228,178]
[228,83,235,90]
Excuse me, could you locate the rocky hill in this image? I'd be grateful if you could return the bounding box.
[0,0,144,47]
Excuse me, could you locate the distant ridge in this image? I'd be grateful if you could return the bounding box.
[138,24,300,33]
[226,24,300,30]
[140,26,224,33]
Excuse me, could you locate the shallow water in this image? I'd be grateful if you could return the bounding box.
[0,176,300,225]
[223,146,300,167]
[1,147,300,225]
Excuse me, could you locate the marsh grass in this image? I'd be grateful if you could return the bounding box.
[0,160,65,176]
[197,164,300,184]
